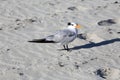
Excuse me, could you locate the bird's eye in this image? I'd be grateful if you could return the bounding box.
[68,22,71,25]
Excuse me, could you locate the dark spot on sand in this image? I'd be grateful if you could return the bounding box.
[65,11,68,13]
[60,54,64,56]
[74,62,79,69]
[19,73,24,76]
[17,68,20,70]
[98,19,116,26]
[49,3,55,6]
[103,6,107,8]
[14,27,19,30]
[90,57,98,61]
[81,0,84,1]
[108,28,112,31]
[12,67,16,69]
[0,28,2,30]
[107,28,113,34]
[117,32,120,34]
[28,19,36,23]
[66,56,70,60]
[58,62,64,67]
[7,49,10,51]
[82,61,88,64]
[51,13,58,17]
[114,1,119,4]
[95,69,107,79]
[15,19,21,22]
[119,55,120,58]
[67,6,77,11]
[16,23,21,25]
[97,6,101,9]
[109,32,113,34]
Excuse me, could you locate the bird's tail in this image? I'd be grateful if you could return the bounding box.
[28,38,55,43]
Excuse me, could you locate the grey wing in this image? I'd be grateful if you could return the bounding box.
[46,29,77,45]
[59,30,77,45]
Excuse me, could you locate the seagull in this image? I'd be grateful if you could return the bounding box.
[28,22,81,51]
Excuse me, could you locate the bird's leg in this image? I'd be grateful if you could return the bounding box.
[66,45,69,50]
[63,45,68,50]
[66,45,70,51]
[66,44,72,52]
[63,45,71,52]
[63,45,66,50]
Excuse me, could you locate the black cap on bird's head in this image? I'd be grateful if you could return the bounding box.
[67,22,77,26]
[67,22,81,29]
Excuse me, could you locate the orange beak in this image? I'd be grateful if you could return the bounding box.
[75,24,81,29]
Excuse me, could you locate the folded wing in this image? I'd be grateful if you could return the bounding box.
[28,29,77,44]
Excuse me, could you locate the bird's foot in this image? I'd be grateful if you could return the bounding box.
[66,48,72,52]
[57,48,72,52]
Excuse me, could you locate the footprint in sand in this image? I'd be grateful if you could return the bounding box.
[98,19,116,26]
[95,67,120,79]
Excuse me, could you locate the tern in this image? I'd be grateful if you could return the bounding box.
[28,22,81,51]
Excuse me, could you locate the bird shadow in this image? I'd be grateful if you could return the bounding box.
[71,38,120,50]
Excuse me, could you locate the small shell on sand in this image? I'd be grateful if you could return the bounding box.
[95,67,120,79]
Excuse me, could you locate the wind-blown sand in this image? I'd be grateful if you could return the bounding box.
[0,0,120,80]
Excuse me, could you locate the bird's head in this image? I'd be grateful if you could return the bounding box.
[67,22,81,29]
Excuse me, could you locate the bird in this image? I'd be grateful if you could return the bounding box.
[28,22,81,51]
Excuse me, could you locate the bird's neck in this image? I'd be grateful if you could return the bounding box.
[68,26,78,34]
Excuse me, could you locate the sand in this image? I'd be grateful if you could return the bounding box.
[0,0,120,80]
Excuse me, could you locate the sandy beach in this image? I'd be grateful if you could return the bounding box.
[0,0,120,80]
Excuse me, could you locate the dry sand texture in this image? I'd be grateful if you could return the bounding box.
[0,0,120,80]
